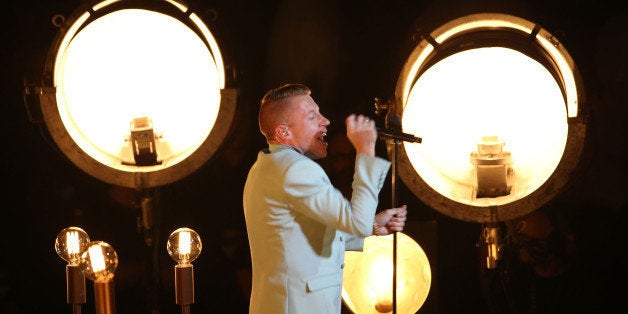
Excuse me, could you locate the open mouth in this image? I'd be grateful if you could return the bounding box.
[317,132,328,144]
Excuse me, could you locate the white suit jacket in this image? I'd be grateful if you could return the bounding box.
[243,144,391,314]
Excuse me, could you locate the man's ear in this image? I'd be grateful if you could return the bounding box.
[275,125,290,138]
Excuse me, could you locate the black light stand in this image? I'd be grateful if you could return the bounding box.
[66,264,87,314]
[175,264,195,314]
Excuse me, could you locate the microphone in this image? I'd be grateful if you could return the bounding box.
[377,128,422,143]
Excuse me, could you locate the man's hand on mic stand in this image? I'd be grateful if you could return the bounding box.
[373,205,408,236]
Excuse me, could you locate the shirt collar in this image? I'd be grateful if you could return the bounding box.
[268,144,300,154]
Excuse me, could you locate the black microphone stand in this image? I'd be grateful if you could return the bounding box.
[374,98,421,314]
[391,138,399,314]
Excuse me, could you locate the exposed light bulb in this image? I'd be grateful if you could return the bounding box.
[55,227,91,265]
[80,241,118,282]
[167,227,202,265]
[167,227,202,309]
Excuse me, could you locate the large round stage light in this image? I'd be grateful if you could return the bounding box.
[28,0,236,189]
[387,13,586,223]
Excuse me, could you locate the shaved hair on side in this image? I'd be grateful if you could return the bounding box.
[258,83,312,141]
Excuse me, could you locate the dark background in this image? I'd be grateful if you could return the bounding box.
[2,0,627,313]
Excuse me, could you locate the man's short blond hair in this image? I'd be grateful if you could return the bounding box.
[259,83,311,140]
